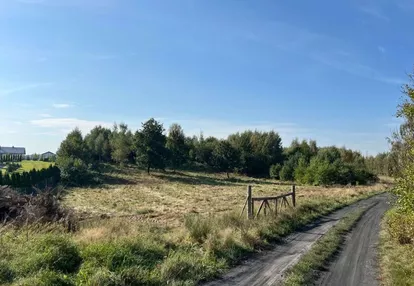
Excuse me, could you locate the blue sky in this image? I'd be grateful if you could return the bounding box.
[0,0,412,155]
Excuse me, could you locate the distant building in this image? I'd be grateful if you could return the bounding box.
[40,151,56,160]
[0,146,26,161]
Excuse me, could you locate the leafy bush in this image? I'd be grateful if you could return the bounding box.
[57,157,92,186]
[269,164,282,179]
[6,162,21,173]
[280,164,295,181]
[387,209,414,244]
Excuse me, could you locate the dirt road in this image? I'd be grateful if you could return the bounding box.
[318,193,390,286]
[204,193,389,286]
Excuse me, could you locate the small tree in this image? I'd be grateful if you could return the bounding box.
[56,128,91,185]
[166,124,188,171]
[212,140,240,178]
[110,123,133,165]
[269,164,282,179]
[135,118,168,174]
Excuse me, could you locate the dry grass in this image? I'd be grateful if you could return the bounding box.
[63,166,391,230]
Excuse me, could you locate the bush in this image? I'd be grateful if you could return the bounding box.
[280,164,295,181]
[269,164,282,179]
[6,162,21,173]
[387,209,414,244]
[57,157,92,186]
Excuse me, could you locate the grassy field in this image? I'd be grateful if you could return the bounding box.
[0,160,53,174]
[0,166,392,285]
[64,166,390,228]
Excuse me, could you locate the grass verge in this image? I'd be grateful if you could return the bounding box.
[0,191,383,286]
[283,208,367,286]
[379,207,414,286]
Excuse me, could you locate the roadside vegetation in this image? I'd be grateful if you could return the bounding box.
[380,68,414,285]
[0,178,385,286]
[284,209,366,286]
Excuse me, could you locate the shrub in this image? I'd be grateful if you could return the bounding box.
[280,164,295,181]
[57,157,92,186]
[387,209,414,244]
[269,164,282,179]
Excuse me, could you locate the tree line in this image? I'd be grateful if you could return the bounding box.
[0,165,60,189]
[56,118,382,186]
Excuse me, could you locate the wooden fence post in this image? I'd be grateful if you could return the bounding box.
[292,185,296,207]
[247,185,253,219]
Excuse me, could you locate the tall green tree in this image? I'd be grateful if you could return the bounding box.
[110,123,133,165]
[135,118,168,174]
[166,124,188,171]
[56,128,91,185]
[212,140,240,178]
[85,126,112,162]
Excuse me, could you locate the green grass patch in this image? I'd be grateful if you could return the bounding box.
[0,160,53,174]
[283,208,366,286]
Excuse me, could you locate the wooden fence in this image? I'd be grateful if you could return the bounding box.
[241,185,296,219]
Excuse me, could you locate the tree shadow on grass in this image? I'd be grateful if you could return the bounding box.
[153,171,285,187]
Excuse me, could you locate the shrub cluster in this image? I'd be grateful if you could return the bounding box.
[0,165,60,189]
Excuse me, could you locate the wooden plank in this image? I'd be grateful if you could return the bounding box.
[240,197,248,217]
[247,186,253,219]
[251,192,293,201]
[264,200,272,215]
[256,200,266,218]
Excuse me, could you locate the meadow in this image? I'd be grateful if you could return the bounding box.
[0,166,391,285]
[0,160,53,174]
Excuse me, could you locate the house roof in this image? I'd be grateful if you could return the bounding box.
[41,151,55,156]
[0,146,26,155]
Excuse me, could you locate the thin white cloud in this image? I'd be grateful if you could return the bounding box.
[0,82,53,96]
[30,117,112,135]
[359,6,390,21]
[311,53,405,85]
[53,103,73,109]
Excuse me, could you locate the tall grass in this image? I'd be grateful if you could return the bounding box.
[0,190,383,285]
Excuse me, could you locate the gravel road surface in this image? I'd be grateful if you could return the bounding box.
[204,193,389,286]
